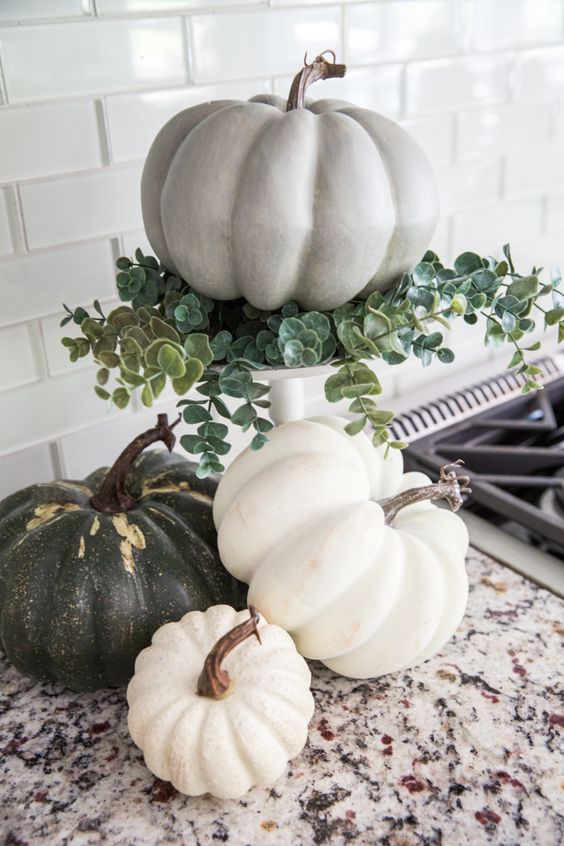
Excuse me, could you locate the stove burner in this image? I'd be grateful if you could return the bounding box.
[552,467,564,515]
[393,359,564,559]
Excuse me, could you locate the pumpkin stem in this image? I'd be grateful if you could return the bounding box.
[378,461,471,526]
[197,606,261,700]
[286,50,346,112]
[90,413,181,514]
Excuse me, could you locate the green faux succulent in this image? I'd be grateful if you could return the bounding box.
[61,245,563,477]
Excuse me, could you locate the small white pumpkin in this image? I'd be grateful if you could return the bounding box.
[213,416,470,679]
[127,605,314,799]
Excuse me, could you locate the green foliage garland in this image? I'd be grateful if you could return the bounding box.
[61,245,563,477]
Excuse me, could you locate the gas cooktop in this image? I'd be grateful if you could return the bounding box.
[390,355,564,595]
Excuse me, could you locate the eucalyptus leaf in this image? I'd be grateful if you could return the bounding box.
[250,433,269,451]
[94,386,110,401]
[150,316,180,343]
[172,358,204,394]
[157,344,186,379]
[63,241,558,476]
[454,252,483,275]
[198,421,229,439]
[183,405,213,424]
[344,417,366,436]
[180,435,208,455]
[98,351,120,369]
[545,307,564,325]
[112,387,130,409]
[231,403,256,426]
[185,333,214,366]
[507,275,538,300]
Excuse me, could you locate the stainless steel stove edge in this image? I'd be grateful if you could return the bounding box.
[461,511,564,599]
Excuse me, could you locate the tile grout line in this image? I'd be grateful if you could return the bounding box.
[7,184,28,253]
[0,46,8,105]
[50,440,66,479]
[30,318,49,382]
[181,15,194,85]
[94,97,114,167]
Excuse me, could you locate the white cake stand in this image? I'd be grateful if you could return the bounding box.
[253,364,333,425]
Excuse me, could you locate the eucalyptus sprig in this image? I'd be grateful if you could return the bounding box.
[61,245,562,476]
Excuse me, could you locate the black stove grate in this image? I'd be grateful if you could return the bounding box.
[392,357,564,558]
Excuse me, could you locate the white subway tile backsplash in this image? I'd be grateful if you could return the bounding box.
[0,0,562,475]
[510,231,564,275]
[120,229,154,262]
[346,1,460,65]
[0,368,123,457]
[514,46,564,101]
[400,114,455,166]
[0,324,40,392]
[19,165,143,249]
[434,158,502,214]
[457,103,551,161]
[430,217,451,261]
[0,240,116,327]
[0,18,186,103]
[271,0,350,4]
[58,400,179,479]
[0,443,55,501]
[98,0,264,10]
[0,101,102,182]
[505,145,564,196]
[466,0,563,51]
[405,54,510,116]
[190,7,341,83]
[0,190,13,256]
[106,79,271,163]
[451,198,544,257]
[41,312,94,379]
[0,0,89,21]
[546,194,564,234]
[554,100,564,141]
[273,64,402,116]
[121,229,154,262]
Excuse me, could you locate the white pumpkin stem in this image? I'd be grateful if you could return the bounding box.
[197,606,261,700]
[90,413,181,514]
[286,50,346,112]
[379,461,471,526]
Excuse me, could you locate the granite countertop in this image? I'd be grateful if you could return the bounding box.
[2,548,563,846]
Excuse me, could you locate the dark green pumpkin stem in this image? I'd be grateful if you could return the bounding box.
[197,607,261,700]
[378,461,471,526]
[286,50,346,112]
[90,413,181,514]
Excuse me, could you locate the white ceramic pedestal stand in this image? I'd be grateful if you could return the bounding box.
[255,364,333,426]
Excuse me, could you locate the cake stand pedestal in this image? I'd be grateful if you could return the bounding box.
[256,364,333,425]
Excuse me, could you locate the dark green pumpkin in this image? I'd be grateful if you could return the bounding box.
[0,414,246,690]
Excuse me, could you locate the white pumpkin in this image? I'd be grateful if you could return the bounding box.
[213,416,470,679]
[127,604,314,799]
[141,52,439,312]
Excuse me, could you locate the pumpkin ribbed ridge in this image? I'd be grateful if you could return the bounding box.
[0,452,246,690]
[141,96,439,311]
[127,605,314,798]
[214,416,469,680]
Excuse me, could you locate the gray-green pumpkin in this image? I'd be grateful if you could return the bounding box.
[141,51,439,312]
[0,414,246,691]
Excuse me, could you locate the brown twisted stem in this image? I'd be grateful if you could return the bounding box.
[90,413,181,514]
[197,607,262,700]
[286,50,346,112]
[378,461,472,526]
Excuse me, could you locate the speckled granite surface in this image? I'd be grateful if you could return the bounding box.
[1,548,563,846]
